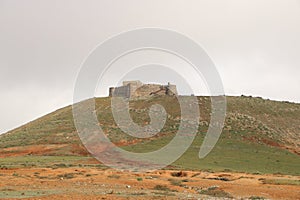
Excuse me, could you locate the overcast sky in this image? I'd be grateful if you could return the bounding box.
[1,0,300,134]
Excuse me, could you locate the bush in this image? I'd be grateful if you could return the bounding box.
[200,189,232,198]
[153,185,172,191]
[57,173,75,179]
[168,178,184,186]
[107,174,120,179]
[249,196,266,200]
[170,171,187,177]
[199,187,232,198]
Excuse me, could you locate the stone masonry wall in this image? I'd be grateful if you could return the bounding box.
[109,81,177,98]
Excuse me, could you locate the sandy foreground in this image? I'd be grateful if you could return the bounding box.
[0,166,299,200]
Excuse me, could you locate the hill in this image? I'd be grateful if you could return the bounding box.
[0,96,299,175]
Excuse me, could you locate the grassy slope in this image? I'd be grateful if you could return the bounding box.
[0,96,299,175]
[125,135,300,175]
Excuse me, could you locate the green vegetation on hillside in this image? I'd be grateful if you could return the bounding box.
[0,96,299,175]
[124,134,300,175]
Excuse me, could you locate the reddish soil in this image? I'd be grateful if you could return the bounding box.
[0,144,88,157]
[0,167,299,199]
[0,145,299,199]
[243,136,300,155]
[0,145,68,157]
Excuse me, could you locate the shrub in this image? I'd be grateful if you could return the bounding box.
[200,187,232,198]
[54,163,67,168]
[107,174,120,179]
[249,196,266,200]
[153,185,172,191]
[168,178,184,187]
[170,171,187,177]
[57,173,75,179]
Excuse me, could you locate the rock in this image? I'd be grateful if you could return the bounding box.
[106,189,113,194]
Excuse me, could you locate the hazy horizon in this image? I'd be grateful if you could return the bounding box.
[1,0,300,134]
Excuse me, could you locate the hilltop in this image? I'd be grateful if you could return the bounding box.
[0,96,299,175]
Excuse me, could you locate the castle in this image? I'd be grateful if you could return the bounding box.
[109,80,178,98]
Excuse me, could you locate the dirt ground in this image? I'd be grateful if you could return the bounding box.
[0,166,299,200]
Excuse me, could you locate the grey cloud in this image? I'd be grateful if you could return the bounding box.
[0,0,299,133]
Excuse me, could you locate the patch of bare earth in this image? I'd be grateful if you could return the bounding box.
[0,167,299,199]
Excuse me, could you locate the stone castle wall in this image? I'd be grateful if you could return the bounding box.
[109,85,131,98]
[109,81,178,98]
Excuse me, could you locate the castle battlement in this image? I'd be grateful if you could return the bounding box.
[109,81,177,98]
